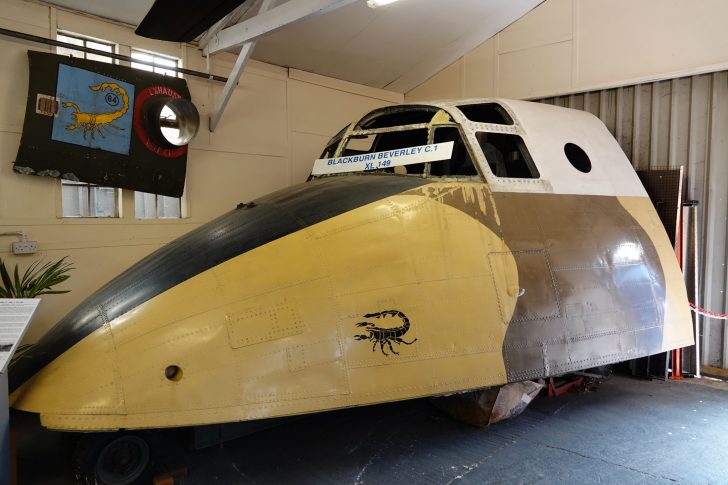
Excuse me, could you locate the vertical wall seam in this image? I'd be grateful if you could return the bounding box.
[615,87,624,144]
[668,79,679,167]
[632,85,641,167]
[649,82,659,169]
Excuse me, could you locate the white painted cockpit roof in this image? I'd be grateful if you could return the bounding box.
[433,98,647,197]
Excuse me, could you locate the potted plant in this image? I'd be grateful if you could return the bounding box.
[0,257,72,483]
[0,257,73,298]
[0,257,73,361]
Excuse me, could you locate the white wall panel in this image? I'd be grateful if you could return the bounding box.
[463,38,495,99]
[289,131,330,184]
[408,0,728,102]
[287,79,395,136]
[207,72,288,157]
[576,0,728,89]
[399,59,464,104]
[497,40,572,99]
[497,0,571,54]
[0,39,39,132]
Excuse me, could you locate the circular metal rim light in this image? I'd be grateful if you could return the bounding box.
[156,98,200,147]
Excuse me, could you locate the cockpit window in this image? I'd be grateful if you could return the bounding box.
[340,128,429,174]
[458,103,514,125]
[320,141,338,159]
[430,127,478,176]
[476,132,539,179]
[357,105,439,129]
[330,125,479,178]
[314,108,481,179]
[320,124,349,158]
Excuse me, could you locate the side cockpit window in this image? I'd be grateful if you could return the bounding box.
[430,127,477,176]
[319,124,349,159]
[476,132,539,179]
[320,142,338,159]
[458,103,514,125]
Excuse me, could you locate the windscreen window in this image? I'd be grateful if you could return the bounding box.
[341,128,429,174]
[357,106,438,129]
[476,132,539,179]
[319,125,349,158]
[320,142,338,159]
[430,127,478,177]
[458,103,514,125]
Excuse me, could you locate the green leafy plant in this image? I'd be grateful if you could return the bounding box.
[0,257,73,298]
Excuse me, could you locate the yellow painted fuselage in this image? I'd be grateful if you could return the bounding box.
[10,99,694,431]
[10,178,691,431]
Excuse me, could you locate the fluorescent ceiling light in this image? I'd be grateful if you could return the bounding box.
[367,0,400,8]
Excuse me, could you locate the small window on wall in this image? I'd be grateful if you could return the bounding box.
[61,180,120,218]
[131,50,181,77]
[476,132,539,179]
[56,33,114,63]
[56,33,121,218]
[131,49,185,219]
[135,192,182,219]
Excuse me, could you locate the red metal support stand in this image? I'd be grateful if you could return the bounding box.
[669,349,684,380]
[547,376,584,398]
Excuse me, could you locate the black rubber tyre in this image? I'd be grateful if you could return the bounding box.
[72,432,153,485]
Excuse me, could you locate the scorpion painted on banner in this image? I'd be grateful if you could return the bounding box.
[63,83,129,140]
[354,310,417,356]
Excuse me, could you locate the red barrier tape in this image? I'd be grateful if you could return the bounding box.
[690,302,728,320]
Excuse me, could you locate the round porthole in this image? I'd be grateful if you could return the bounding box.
[564,143,592,173]
[165,365,183,381]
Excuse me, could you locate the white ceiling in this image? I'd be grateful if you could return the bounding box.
[44,0,543,93]
[45,0,155,26]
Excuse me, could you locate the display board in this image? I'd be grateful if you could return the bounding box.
[0,299,40,373]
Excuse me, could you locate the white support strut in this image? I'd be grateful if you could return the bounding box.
[204,0,358,56]
[209,0,274,133]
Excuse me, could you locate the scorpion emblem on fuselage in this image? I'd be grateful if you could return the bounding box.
[354,310,417,356]
[62,83,129,140]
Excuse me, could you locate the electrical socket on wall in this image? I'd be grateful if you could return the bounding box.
[12,241,38,254]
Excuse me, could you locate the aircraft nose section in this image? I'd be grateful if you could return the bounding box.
[9,175,429,395]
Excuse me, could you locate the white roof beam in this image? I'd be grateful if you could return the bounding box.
[204,0,358,56]
[198,0,261,52]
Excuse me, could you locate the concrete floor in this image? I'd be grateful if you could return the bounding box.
[14,373,728,484]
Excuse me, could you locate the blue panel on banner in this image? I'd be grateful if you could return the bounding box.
[51,64,135,155]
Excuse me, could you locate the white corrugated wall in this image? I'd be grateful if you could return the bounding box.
[538,73,728,369]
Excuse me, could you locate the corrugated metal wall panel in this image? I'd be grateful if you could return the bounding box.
[538,73,728,369]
